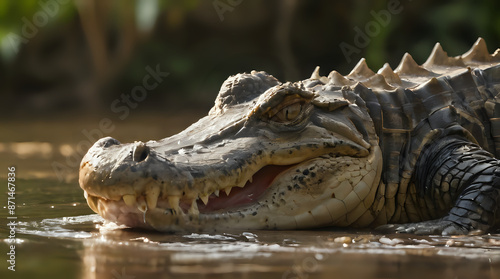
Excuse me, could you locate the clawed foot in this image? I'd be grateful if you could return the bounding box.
[376,219,473,235]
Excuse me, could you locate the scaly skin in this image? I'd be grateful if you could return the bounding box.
[79,38,500,235]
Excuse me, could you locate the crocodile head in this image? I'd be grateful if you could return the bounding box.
[79,70,383,232]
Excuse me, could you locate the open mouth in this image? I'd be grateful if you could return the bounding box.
[194,164,293,212]
[84,164,296,220]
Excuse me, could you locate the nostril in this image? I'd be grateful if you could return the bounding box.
[133,141,149,162]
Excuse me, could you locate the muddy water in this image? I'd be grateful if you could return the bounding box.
[1,116,500,279]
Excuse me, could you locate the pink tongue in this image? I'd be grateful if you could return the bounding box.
[197,165,292,213]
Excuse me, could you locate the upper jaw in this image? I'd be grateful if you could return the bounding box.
[79,135,265,200]
[79,128,369,200]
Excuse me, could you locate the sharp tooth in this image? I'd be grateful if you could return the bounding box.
[145,186,160,210]
[236,175,253,188]
[97,198,104,213]
[236,179,246,188]
[189,200,199,215]
[199,194,209,205]
[214,189,220,197]
[137,198,147,213]
[123,195,137,206]
[224,186,232,196]
[87,195,99,213]
[168,195,180,212]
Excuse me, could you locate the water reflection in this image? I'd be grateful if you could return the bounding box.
[7,212,500,279]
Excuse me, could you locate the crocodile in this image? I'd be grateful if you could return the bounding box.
[79,38,500,235]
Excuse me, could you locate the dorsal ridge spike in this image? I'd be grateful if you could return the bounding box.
[309,66,328,84]
[423,42,465,68]
[461,37,491,63]
[423,43,446,66]
[363,73,395,90]
[412,76,445,92]
[310,66,321,80]
[395,53,417,72]
[328,70,356,86]
[493,48,500,61]
[347,58,376,80]
[395,52,434,76]
[377,63,402,85]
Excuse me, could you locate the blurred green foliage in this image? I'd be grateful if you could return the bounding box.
[0,0,499,117]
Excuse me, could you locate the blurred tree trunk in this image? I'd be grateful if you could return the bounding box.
[275,0,299,82]
[75,0,138,110]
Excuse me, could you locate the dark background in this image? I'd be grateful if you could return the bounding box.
[1,0,499,118]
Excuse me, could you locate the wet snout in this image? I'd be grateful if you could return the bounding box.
[84,137,151,166]
[79,137,161,198]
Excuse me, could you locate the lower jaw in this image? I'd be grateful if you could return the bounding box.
[84,164,299,228]
[89,197,154,229]
[87,196,253,231]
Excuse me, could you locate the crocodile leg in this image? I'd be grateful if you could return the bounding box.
[379,136,500,235]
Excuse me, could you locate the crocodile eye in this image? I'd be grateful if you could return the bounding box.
[265,97,310,124]
[272,102,302,122]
